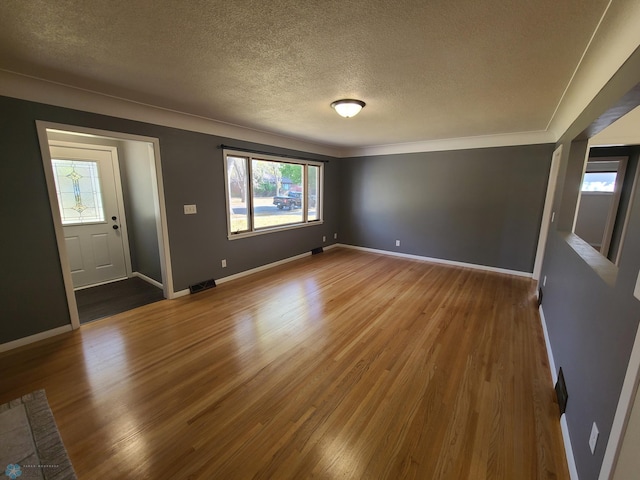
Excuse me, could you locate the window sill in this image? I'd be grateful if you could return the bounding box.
[562,232,618,287]
[227,220,324,240]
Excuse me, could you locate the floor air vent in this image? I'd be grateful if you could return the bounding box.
[555,367,568,416]
[189,279,216,294]
[537,287,543,307]
[311,247,323,255]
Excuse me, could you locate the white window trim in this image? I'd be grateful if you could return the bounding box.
[223,149,324,240]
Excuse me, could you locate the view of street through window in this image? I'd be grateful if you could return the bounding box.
[226,155,320,233]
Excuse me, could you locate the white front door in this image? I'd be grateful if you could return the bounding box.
[50,144,129,288]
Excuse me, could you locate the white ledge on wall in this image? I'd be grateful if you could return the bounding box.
[562,232,618,287]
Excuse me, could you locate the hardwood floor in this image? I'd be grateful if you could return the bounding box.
[0,248,569,479]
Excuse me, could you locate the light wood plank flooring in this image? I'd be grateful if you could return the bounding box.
[0,248,569,479]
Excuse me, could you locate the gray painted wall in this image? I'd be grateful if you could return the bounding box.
[338,145,553,273]
[0,95,338,344]
[0,100,69,342]
[119,140,162,283]
[540,47,640,480]
[574,193,613,249]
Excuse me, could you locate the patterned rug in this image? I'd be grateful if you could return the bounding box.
[0,390,76,479]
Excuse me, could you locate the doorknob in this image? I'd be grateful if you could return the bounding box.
[113,225,119,230]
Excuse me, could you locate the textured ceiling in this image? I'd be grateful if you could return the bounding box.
[0,0,625,149]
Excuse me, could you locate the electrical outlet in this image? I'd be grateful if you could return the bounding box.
[221,259,227,268]
[334,233,337,239]
[589,422,599,454]
[543,276,547,287]
[184,204,197,215]
[323,235,326,242]
[396,240,400,247]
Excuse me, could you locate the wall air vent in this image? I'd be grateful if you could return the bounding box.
[311,247,323,255]
[189,279,216,294]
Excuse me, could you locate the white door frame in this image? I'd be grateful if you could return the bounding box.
[49,141,134,288]
[598,157,627,259]
[533,144,563,281]
[600,324,640,479]
[614,160,640,265]
[36,121,176,330]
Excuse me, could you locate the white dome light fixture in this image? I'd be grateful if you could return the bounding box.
[331,99,366,118]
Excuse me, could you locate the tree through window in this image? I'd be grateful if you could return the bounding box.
[223,150,323,237]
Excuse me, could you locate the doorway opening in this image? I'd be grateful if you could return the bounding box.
[37,122,175,327]
[573,146,640,266]
[75,276,165,323]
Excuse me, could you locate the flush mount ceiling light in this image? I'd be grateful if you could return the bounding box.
[331,99,366,118]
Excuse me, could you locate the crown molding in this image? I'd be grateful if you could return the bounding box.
[340,130,557,157]
[546,2,640,140]
[1,69,559,158]
[0,69,341,158]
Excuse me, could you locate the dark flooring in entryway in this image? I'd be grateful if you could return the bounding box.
[75,277,164,324]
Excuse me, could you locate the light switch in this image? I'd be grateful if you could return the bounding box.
[184,204,197,215]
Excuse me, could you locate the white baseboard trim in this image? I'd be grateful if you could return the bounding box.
[540,306,579,479]
[132,271,163,289]
[174,245,339,294]
[217,251,313,285]
[0,325,73,353]
[173,289,191,298]
[561,414,581,480]
[336,244,532,278]
[539,306,558,384]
